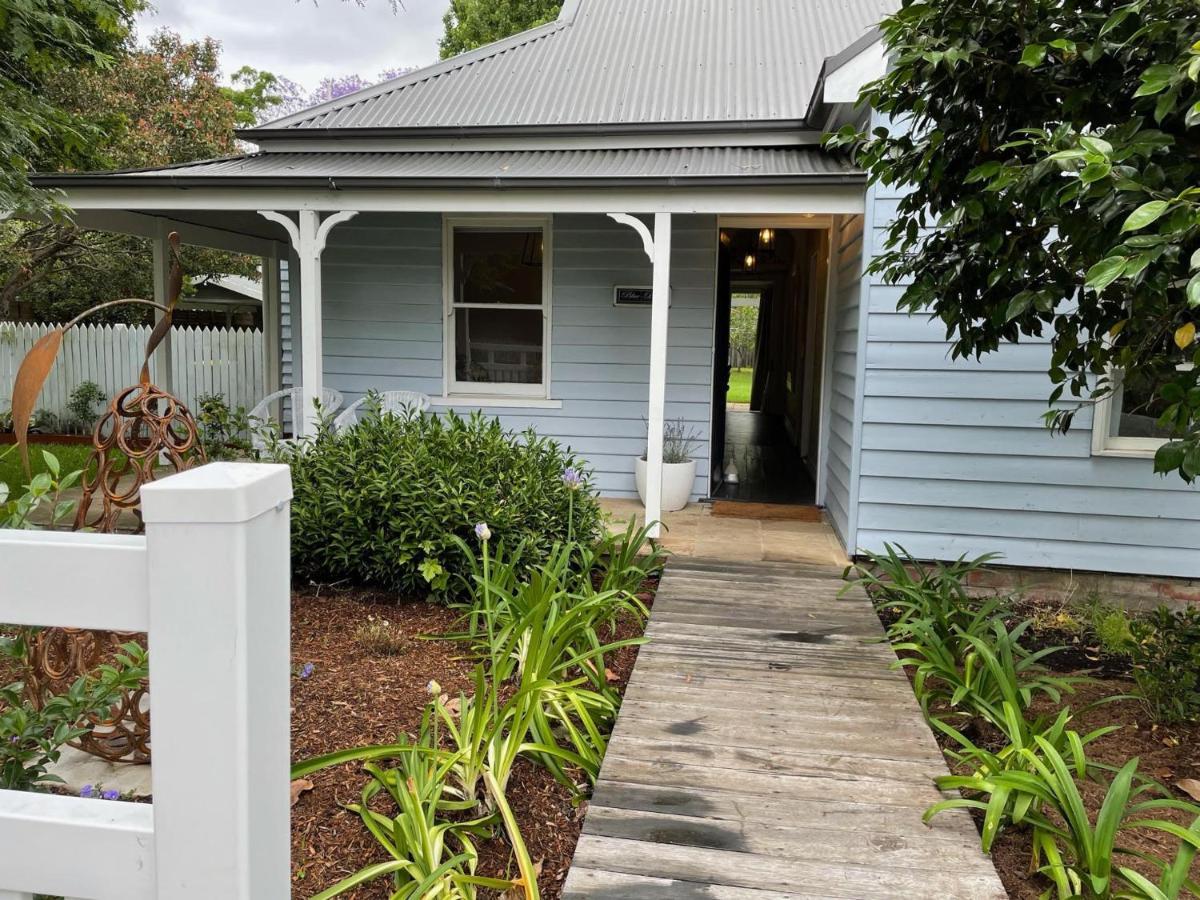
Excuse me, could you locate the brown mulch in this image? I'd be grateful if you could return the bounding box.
[983,678,1200,899]
[877,599,1200,899]
[289,579,653,899]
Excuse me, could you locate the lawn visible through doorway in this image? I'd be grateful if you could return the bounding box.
[726,367,752,405]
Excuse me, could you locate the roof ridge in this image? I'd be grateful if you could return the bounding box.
[247,7,580,134]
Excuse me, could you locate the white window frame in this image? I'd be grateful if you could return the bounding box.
[1091,365,1191,458]
[442,215,553,400]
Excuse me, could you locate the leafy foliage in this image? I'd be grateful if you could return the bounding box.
[195,393,253,462]
[439,0,563,58]
[844,544,1005,646]
[64,379,105,433]
[448,539,649,790]
[828,0,1200,480]
[0,636,148,792]
[932,741,1200,899]
[293,524,661,898]
[0,0,141,215]
[895,616,1081,726]
[851,545,1200,897]
[0,446,80,528]
[1127,605,1200,724]
[1,29,262,323]
[273,408,603,596]
[728,304,758,368]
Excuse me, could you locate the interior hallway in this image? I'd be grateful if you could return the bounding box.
[713,409,816,505]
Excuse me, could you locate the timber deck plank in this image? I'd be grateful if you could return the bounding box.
[563,557,1006,899]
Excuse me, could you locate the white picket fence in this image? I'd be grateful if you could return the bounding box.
[0,463,293,899]
[0,322,265,423]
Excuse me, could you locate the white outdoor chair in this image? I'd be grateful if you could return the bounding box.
[249,386,344,449]
[334,390,432,431]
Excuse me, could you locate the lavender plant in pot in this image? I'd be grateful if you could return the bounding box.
[636,418,700,512]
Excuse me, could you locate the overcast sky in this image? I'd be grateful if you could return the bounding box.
[136,0,449,90]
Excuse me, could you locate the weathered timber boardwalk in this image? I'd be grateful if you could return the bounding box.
[563,557,1007,899]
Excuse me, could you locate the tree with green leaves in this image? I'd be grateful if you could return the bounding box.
[729,304,758,369]
[1,30,275,323]
[0,0,143,215]
[439,0,562,58]
[828,0,1200,481]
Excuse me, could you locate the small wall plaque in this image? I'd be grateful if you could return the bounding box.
[613,286,669,307]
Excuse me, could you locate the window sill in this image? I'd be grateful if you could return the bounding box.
[1091,445,1161,460]
[430,395,563,410]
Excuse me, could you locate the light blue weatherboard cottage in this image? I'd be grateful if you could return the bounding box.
[36,0,1199,579]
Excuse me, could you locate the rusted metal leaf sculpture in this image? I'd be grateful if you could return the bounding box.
[13,231,203,764]
[10,232,181,475]
[10,328,64,472]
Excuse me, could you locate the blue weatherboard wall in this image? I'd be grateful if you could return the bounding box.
[854,176,1200,579]
[823,213,866,549]
[317,212,716,500]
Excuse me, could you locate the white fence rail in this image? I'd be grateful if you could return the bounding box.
[0,463,293,899]
[0,322,265,424]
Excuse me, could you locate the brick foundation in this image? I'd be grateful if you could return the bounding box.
[964,566,1200,612]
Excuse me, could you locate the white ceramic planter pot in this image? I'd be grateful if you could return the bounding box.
[635,456,697,513]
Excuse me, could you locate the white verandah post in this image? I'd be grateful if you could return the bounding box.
[257,210,358,435]
[261,244,283,398]
[150,218,174,392]
[608,212,672,539]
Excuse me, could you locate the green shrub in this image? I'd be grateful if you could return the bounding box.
[195,393,254,461]
[65,380,106,434]
[0,447,81,529]
[1091,606,1135,657]
[273,409,603,596]
[1,636,148,792]
[1128,606,1200,724]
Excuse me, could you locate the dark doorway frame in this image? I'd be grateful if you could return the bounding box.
[710,220,833,507]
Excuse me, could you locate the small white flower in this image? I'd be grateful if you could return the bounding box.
[426,679,441,696]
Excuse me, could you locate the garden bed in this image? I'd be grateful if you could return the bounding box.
[980,675,1200,898]
[288,578,654,899]
[866,566,1200,899]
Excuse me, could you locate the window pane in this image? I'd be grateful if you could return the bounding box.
[1112,371,1173,439]
[455,308,543,385]
[454,229,543,305]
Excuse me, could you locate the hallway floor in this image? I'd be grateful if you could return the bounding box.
[713,409,816,504]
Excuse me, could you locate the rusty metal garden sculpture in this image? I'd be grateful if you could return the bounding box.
[12,232,205,762]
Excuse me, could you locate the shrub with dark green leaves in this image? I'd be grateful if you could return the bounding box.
[274,409,603,595]
[1129,605,1200,725]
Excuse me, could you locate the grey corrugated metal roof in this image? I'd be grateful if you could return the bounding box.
[247,0,893,135]
[37,147,862,187]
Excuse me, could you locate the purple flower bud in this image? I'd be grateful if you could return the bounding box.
[299,662,314,680]
[102,789,120,801]
[80,784,95,798]
[474,522,491,542]
[562,468,584,491]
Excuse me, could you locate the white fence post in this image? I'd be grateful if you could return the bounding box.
[140,463,293,899]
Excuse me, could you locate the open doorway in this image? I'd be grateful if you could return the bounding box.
[711,221,831,506]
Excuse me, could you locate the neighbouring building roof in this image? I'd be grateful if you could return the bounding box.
[197,274,262,301]
[38,147,863,187]
[244,0,894,136]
